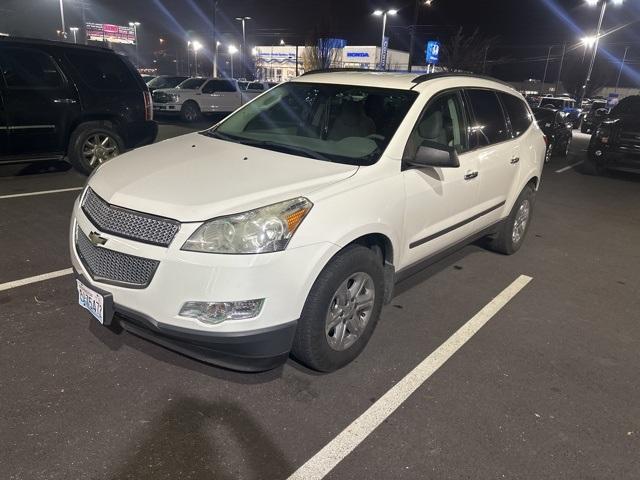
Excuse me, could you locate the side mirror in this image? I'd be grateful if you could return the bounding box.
[406,141,460,169]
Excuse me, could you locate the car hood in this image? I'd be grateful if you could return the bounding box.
[89,133,359,222]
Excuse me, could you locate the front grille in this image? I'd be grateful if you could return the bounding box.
[76,228,159,289]
[82,188,180,247]
[152,91,171,104]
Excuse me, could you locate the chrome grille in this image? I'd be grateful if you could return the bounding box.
[76,228,159,289]
[82,188,180,247]
[152,91,171,104]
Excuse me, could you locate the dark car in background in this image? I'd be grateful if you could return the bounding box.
[580,100,608,134]
[586,95,640,175]
[532,107,572,162]
[146,75,189,93]
[0,37,157,174]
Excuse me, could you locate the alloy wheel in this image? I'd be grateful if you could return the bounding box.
[512,199,531,245]
[82,133,119,167]
[325,272,375,352]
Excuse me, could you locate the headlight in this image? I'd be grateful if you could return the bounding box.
[171,93,180,102]
[182,197,313,254]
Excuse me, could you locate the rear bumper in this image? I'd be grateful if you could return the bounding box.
[122,120,158,149]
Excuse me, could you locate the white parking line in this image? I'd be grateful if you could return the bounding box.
[555,161,584,173]
[0,268,73,292]
[0,187,83,200]
[287,275,533,480]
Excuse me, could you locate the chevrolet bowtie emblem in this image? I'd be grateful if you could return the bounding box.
[88,231,108,247]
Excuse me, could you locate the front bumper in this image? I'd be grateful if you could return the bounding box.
[588,142,640,172]
[153,103,182,114]
[69,196,340,370]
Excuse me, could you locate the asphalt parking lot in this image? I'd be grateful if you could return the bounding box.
[1,121,639,479]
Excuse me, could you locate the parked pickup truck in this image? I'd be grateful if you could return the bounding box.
[153,77,268,122]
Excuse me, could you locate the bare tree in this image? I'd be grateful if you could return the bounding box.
[302,38,342,72]
[440,27,502,73]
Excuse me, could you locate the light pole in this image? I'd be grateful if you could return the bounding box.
[408,0,433,72]
[214,41,221,77]
[235,17,252,79]
[58,0,67,39]
[129,22,141,68]
[187,41,192,76]
[541,45,553,92]
[69,27,78,44]
[582,0,623,100]
[615,46,629,91]
[193,41,202,76]
[228,45,238,78]
[373,9,397,70]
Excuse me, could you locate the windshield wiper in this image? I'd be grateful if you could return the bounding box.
[231,138,331,161]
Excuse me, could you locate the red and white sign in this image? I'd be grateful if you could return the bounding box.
[86,23,136,45]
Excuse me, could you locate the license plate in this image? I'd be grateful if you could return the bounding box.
[77,280,104,324]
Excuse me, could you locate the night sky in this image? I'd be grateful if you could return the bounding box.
[1,0,638,84]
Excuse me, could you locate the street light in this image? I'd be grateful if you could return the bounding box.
[192,41,202,76]
[57,0,67,39]
[279,39,285,45]
[582,0,623,100]
[187,41,192,76]
[373,9,397,70]
[129,21,141,68]
[69,27,79,44]
[214,41,221,77]
[228,44,238,78]
[235,16,252,79]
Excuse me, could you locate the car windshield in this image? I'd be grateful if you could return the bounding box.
[610,96,640,116]
[532,108,556,123]
[203,82,418,166]
[590,101,607,111]
[176,78,206,89]
[148,76,186,88]
[540,98,566,109]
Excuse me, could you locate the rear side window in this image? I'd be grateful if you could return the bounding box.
[466,89,509,147]
[202,80,236,94]
[66,51,138,91]
[0,48,63,89]
[499,93,532,137]
[247,82,265,91]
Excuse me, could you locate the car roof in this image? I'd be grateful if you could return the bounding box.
[0,36,113,53]
[293,70,518,93]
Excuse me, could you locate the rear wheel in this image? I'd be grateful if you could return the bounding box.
[562,136,571,157]
[68,121,124,175]
[292,245,384,372]
[488,185,535,255]
[180,101,201,122]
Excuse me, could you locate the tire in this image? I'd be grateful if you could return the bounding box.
[488,184,535,255]
[68,121,124,175]
[180,101,201,122]
[544,145,553,163]
[583,154,605,176]
[292,244,385,372]
[562,136,571,158]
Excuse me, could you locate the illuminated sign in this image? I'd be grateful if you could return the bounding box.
[346,52,370,58]
[86,23,136,45]
[426,40,440,64]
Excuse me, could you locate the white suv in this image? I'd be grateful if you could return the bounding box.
[70,71,545,372]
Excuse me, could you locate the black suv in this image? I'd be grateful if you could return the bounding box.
[0,38,157,174]
[580,100,608,134]
[586,95,640,175]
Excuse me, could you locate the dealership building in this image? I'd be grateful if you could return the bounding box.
[253,45,411,82]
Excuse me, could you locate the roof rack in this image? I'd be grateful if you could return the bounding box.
[411,72,515,89]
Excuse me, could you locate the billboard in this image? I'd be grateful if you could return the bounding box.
[86,23,136,44]
[426,40,440,64]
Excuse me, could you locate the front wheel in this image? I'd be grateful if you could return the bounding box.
[292,245,384,372]
[562,136,571,158]
[180,101,201,122]
[488,185,535,255]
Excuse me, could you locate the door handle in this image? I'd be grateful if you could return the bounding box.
[53,98,77,104]
[510,156,520,164]
[464,171,479,180]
